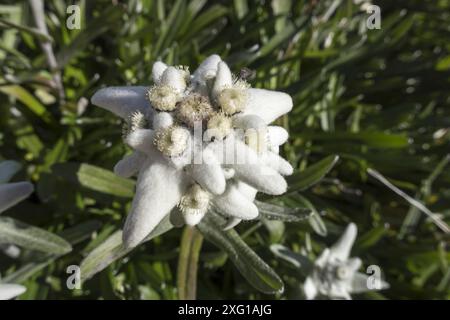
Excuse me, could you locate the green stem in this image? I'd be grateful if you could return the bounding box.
[177,226,203,300]
[186,228,203,300]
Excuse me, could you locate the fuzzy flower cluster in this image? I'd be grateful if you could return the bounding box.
[272,223,389,300]
[0,169,32,300]
[92,55,293,249]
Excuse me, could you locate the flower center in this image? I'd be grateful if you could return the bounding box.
[176,93,214,128]
[147,85,179,111]
[206,112,232,140]
[154,125,189,157]
[336,266,351,280]
[179,184,210,215]
[217,88,248,115]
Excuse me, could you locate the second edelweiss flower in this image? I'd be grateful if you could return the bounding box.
[272,223,389,300]
[92,55,293,248]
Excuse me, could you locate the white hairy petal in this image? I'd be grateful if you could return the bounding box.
[212,61,232,99]
[213,184,259,219]
[0,284,26,300]
[350,273,389,294]
[349,273,371,294]
[233,114,266,130]
[123,158,188,248]
[231,141,287,195]
[331,287,352,300]
[91,86,151,120]
[330,223,357,261]
[210,136,287,195]
[304,277,318,300]
[219,181,256,230]
[243,88,293,124]
[347,257,362,272]
[260,152,294,176]
[160,67,186,93]
[125,129,156,155]
[268,126,289,147]
[114,152,146,178]
[152,112,174,130]
[235,181,257,201]
[192,54,222,84]
[0,182,33,214]
[271,146,280,154]
[187,148,226,195]
[315,248,331,268]
[152,61,168,84]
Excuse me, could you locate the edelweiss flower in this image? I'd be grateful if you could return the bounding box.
[0,175,33,300]
[92,55,293,249]
[272,223,389,300]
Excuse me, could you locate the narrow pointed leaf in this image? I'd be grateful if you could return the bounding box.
[52,163,135,198]
[0,217,72,255]
[255,200,311,222]
[2,221,100,284]
[198,212,284,294]
[288,155,339,192]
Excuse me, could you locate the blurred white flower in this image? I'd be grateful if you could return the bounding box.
[272,223,389,300]
[0,283,26,300]
[92,55,293,248]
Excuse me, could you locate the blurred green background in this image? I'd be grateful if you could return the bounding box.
[0,0,449,299]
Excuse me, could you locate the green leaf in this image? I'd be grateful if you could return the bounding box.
[0,85,54,124]
[249,15,307,64]
[56,6,123,66]
[288,155,339,192]
[183,5,228,41]
[152,0,185,55]
[198,212,284,294]
[294,132,410,149]
[296,195,327,236]
[355,226,387,252]
[52,163,135,198]
[2,221,100,284]
[80,216,173,282]
[0,18,53,42]
[255,200,311,222]
[233,0,248,19]
[0,217,72,255]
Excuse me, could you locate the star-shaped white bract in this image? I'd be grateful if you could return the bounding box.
[0,284,26,300]
[272,223,389,300]
[92,55,293,249]
[0,166,33,300]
